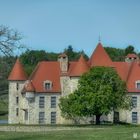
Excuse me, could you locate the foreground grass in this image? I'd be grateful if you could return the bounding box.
[0,125,140,140]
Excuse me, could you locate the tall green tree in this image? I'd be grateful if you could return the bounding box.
[64,45,89,61]
[124,45,135,55]
[104,47,125,61]
[20,50,48,75]
[59,67,130,124]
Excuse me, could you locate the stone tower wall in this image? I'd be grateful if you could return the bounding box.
[8,81,25,124]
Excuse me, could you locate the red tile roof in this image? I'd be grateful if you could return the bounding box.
[24,80,35,92]
[69,55,89,76]
[8,43,140,93]
[8,59,27,81]
[113,62,131,81]
[126,53,138,58]
[88,43,113,67]
[29,61,61,93]
[126,62,140,92]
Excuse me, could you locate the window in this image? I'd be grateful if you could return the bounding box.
[44,80,52,90]
[45,83,51,90]
[51,112,56,124]
[132,97,137,108]
[132,112,137,123]
[39,112,45,124]
[25,110,28,121]
[16,83,19,90]
[16,97,19,105]
[16,108,19,116]
[136,81,140,89]
[51,96,56,108]
[39,97,45,108]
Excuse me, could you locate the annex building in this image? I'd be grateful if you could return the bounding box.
[8,43,140,124]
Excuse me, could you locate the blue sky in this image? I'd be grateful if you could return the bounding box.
[0,0,140,56]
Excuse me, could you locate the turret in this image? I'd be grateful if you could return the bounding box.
[58,53,68,73]
[8,59,27,124]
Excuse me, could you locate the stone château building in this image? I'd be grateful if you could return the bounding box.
[8,43,140,124]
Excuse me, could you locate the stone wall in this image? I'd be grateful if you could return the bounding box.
[8,81,25,124]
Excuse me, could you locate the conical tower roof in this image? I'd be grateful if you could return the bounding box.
[8,59,27,81]
[88,43,113,67]
[70,55,89,76]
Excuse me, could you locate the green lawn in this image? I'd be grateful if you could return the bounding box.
[0,125,140,140]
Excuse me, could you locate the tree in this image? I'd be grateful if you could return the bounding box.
[104,47,125,61]
[64,45,89,61]
[0,25,24,56]
[125,45,135,55]
[20,49,48,75]
[59,67,130,125]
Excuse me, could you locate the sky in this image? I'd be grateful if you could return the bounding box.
[0,0,140,56]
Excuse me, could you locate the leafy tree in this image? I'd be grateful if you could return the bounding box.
[104,47,125,61]
[125,45,135,55]
[0,25,24,56]
[59,67,130,124]
[46,52,59,61]
[64,45,88,61]
[20,49,48,75]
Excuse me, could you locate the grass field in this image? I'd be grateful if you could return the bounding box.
[0,125,140,140]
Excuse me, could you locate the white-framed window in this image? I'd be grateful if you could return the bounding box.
[135,80,140,89]
[132,112,137,123]
[44,80,52,90]
[51,112,56,124]
[39,96,45,108]
[132,96,137,108]
[51,96,56,108]
[39,112,45,124]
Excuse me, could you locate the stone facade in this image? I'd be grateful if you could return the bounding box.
[8,74,115,125]
[8,43,140,125]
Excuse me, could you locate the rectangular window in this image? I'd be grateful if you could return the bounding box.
[51,112,56,124]
[132,112,137,123]
[45,83,51,90]
[39,96,45,108]
[25,110,28,121]
[132,97,137,108]
[39,112,45,124]
[16,97,19,105]
[137,83,140,89]
[16,83,19,90]
[51,96,56,108]
[16,108,19,116]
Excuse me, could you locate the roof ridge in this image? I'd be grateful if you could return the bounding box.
[126,62,135,82]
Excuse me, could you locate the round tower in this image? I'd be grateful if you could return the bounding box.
[8,59,27,124]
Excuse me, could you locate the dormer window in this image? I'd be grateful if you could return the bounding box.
[44,80,52,90]
[136,80,140,89]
